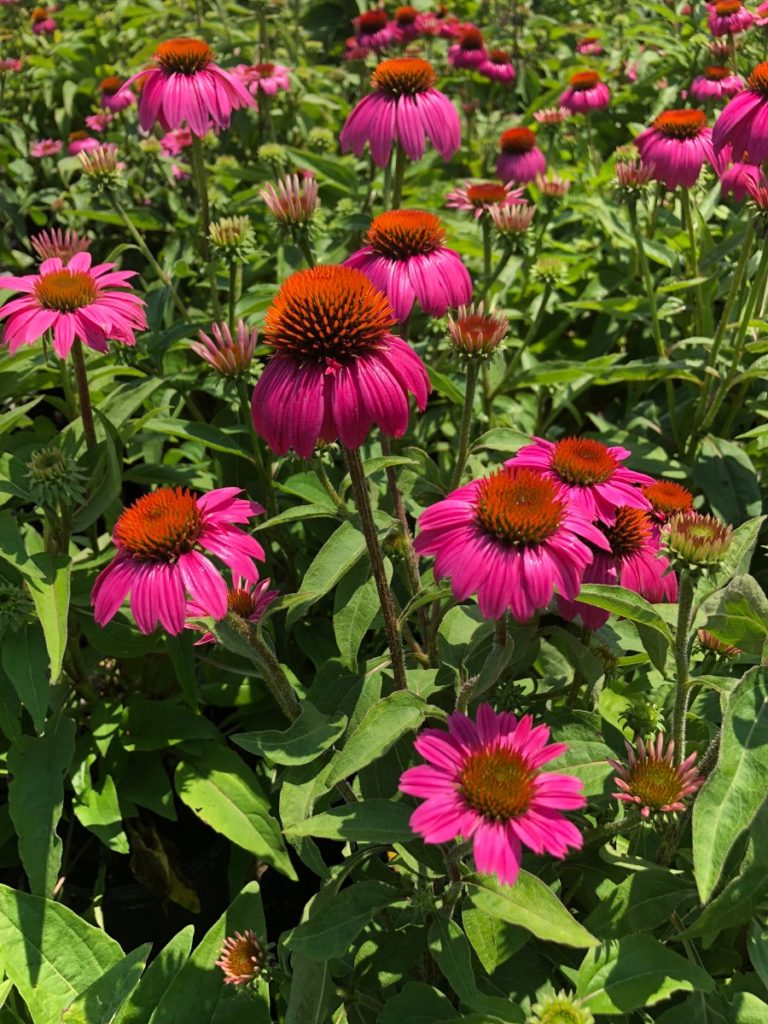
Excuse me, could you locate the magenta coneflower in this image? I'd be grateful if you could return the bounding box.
[345,210,472,321]
[192,320,257,375]
[720,155,764,199]
[496,127,546,184]
[707,0,754,35]
[67,131,100,156]
[713,62,768,163]
[120,37,255,136]
[232,61,291,96]
[609,734,703,818]
[0,252,146,359]
[478,49,516,84]
[188,575,277,644]
[30,228,90,263]
[391,6,421,44]
[448,27,487,69]
[29,139,62,158]
[215,930,265,986]
[577,36,604,56]
[160,127,193,156]
[508,437,652,525]
[260,172,318,224]
[99,75,134,112]
[340,57,460,167]
[643,479,694,524]
[251,265,430,458]
[757,0,768,24]
[85,112,114,133]
[91,487,265,636]
[31,8,56,35]
[690,65,745,103]
[399,704,585,887]
[415,466,609,622]
[353,9,396,52]
[448,302,508,356]
[635,109,714,188]
[445,180,524,218]
[559,71,611,113]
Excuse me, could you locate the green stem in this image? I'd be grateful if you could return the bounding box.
[190,135,222,321]
[228,262,236,330]
[481,217,493,303]
[215,613,301,721]
[297,232,316,268]
[70,340,97,450]
[582,813,643,849]
[494,282,553,396]
[449,360,480,491]
[390,143,407,210]
[344,446,408,691]
[236,377,275,516]
[679,188,707,336]
[312,458,348,516]
[672,570,694,765]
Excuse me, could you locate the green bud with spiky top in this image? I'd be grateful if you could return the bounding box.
[532,256,567,287]
[257,143,287,167]
[527,990,595,1024]
[0,583,33,637]
[620,696,664,738]
[25,445,86,508]
[307,126,335,151]
[664,511,733,571]
[209,216,253,262]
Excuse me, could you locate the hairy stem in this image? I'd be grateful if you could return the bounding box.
[449,360,480,491]
[70,340,97,450]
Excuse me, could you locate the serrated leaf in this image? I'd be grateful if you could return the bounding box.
[234,703,347,766]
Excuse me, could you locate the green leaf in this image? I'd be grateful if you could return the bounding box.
[122,697,220,751]
[461,904,527,974]
[113,926,193,1024]
[286,799,414,844]
[62,944,151,1024]
[284,957,335,1024]
[428,917,476,1003]
[1,623,49,732]
[72,769,129,855]
[693,667,768,902]
[379,983,460,1023]
[0,883,122,1024]
[288,881,401,960]
[701,575,768,653]
[325,691,428,788]
[747,922,768,993]
[333,559,382,671]
[575,935,714,1014]
[143,417,253,461]
[26,554,70,682]
[287,520,368,628]
[253,503,337,530]
[469,428,529,454]
[467,872,598,949]
[8,719,75,896]
[175,743,296,879]
[574,584,673,640]
[693,436,762,524]
[233,703,347,766]
[584,870,695,939]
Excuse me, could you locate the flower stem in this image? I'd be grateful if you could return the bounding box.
[297,232,316,268]
[582,812,643,849]
[480,217,493,303]
[390,143,407,210]
[449,359,479,491]
[215,612,301,721]
[679,187,709,336]
[236,377,275,516]
[672,569,694,765]
[344,445,408,691]
[312,457,348,516]
[69,340,97,450]
[190,134,222,321]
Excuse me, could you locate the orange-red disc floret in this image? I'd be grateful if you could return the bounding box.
[459,747,536,820]
[114,487,202,562]
[263,265,395,363]
[715,0,742,14]
[476,467,566,545]
[467,183,509,204]
[253,62,275,75]
[396,6,419,24]
[499,127,537,153]
[570,70,601,90]
[488,49,510,64]
[358,9,389,32]
[34,270,98,312]
[154,38,214,75]
[551,438,618,485]
[366,209,445,258]
[748,61,768,95]
[228,588,257,617]
[704,65,731,81]
[99,75,123,94]
[372,57,437,96]
[652,109,707,139]
[643,480,694,516]
[605,507,652,557]
[458,27,484,49]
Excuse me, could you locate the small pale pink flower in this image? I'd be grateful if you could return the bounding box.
[30,228,90,262]
[535,171,571,198]
[188,575,277,644]
[533,106,570,125]
[30,138,62,158]
[232,61,291,96]
[446,180,524,218]
[0,59,22,73]
[192,320,257,375]
[216,930,265,985]
[85,112,114,133]
[260,172,318,224]
[489,201,535,234]
[609,734,703,818]
[160,128,194,156]
[67,132,100,156]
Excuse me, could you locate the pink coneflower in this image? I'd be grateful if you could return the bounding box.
[91,487,265,636]
[260,172,318,224]
[757,0,768,24]
[533,106,570,125]
[713,62,768,162]
[446,180,523,218]
[232,61,291,96]
[447,302,508,356]
[399,704,585,887]
[625,60,639,83]
[715,144,765,199]
[448,27,487,69]
[340,57,460,167]
[391,6,421,44]
[415,11,439,35]
[85,112,114,133]
[643,480,694,524]
[698,629,743,657]
[508,437,652,525]
[615,156,656,189]
[159,127,193,156]
[216,930,265,986]
[30,227,90,262]
[344,39,371,61]
[691,65,745,102]
[120,37,255,136]
[30,138,62,158]
[192,320,257,375]
[489,202,535,235]
[635,109,714,188]
[0,59,22,73]
[535,171,571,198]
[353,9,395,51]
[67,131,100,156]
[188,575,277,644]
[345,210,472,322]
[478,49,516,84]
[496,128,546,185]
[577,36,604,56]
[99,75,134,112]
[251,265,430,458]
[707,0,754,35]
[31,7,56,35]
[609,734,703,818]
[415,466,610,622]
[0,252,146,359]
[559,70,611,113]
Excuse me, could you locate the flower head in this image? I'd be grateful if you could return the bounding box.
[188,576,277,644]
[160,128,194,156]
[30,228,90,263]
[0,252,146,359]
[25,444,86,508]
[99,75,135,112]
[577,35,604,56]
[345,209,472,321]
[91,487,265,635]
[340,57,460,167]
[400,705,585,886]
[0,58,22,73]
[527,990,595,1024]
[697,628,743,657]
[635,109,714,189]
[643,480,694,522]
[251,265,430,457]
[712,62,768,163]
[30,139,62,158]
[0,584,33,637]
[192,320,257,375]
[209,215,253,260]
[496,127,546,184]
[353,9,395,51]
[533,106,571,125]
[478,49,516,84]
[215,930,265,985]
[68,131,100,156]
[559,70,611,113]
[445,180,524,218]
[448,27,488,69]
[691,65,745,102]
[448,302,508,357]
[609,734,703,818]
[718,150,766,201]
[78,143,123,185]
[121,37,255,136]
[614,156,657,192]
[708,0,754,35]
[535,171,571,199]
[665,510,733,567]
[85,112,115,133]
[260,172,319,225]
[489,201,536,235]
[232,61,291,97]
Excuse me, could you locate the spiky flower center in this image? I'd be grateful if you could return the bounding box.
[263,265,395,364]
[667,511,733,563]
[467,183,509,205]
[366,210,445,259]
[652,109,707,139]
[154,38,214,75]
[488,49,510,64]
[459,746,536,821]
[228,588,257,617]
[253,62,275,75]
[99,75,123,94]
[35,270,98,312]
[530,992,594,1024]
[358,9,389,32]
[69,131,88,142]
[458,27,484,50]
[704,65,731,81]
[27,446,70,480]
[396,6,418,25]
[748,61,768,95]
[500,127,537,153]
[551,438,617,486]
[715,0,742,14]
[476,467,566,545]
[217,930,265,984]
[372,57,436,96]
[453,313,506,352]
[626,759,685,810]
[604,506,651,557]
[643,480,693,516]
[570,70,600,90]
[114,488,202,562]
